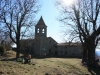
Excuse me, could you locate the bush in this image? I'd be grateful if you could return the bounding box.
[0,46,6,56]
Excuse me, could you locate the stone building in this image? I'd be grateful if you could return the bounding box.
[20,16,83,57]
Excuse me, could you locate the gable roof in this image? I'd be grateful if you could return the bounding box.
[35,16,47,27]
[47,37,58,44]
[57,42,82,47]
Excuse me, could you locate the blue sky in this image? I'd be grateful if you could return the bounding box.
[36,0,64,43]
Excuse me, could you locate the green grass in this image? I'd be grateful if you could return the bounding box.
[0,51,100,75]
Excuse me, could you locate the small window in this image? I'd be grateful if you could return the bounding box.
[49,49,51,53]
[55,46,57,48]
[49,41,51,43]
[55,51,57,55]
[37,28,39,33]
[42,29,45,33]
[65,51,67,54]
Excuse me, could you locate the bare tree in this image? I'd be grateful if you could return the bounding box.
[55,0,100,66]
[0,0,41,59]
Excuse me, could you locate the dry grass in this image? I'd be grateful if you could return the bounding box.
[0,50,100,75]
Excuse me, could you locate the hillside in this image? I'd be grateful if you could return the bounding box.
[0,51,100,75]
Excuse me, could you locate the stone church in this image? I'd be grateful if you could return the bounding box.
[20,16,83,57]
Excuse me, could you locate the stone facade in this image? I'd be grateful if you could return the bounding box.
[56,43,82,57]
[20,16,83,57]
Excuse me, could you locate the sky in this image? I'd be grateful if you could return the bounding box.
[36,0,63,43]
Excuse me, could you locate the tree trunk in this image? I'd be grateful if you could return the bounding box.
[87,38,96,66]
[87,48,95,66]
[82,46,87,64]
[16,42,20,60]
[82,37,96,66]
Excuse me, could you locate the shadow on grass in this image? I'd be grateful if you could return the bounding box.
[0,57,16,61]
[86,62,100,75]
[88,66,100,75]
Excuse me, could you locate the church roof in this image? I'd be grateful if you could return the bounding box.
[36,16,47,27]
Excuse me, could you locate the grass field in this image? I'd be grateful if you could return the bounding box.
[0,51,100,75]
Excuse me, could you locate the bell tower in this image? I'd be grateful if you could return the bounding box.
[34,16,47,55]
[35,16,47,39]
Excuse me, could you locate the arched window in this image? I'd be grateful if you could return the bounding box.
[37,28,39,33]
[65,51,67,55]
[49,49,51,54]
[42,28,45,33]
